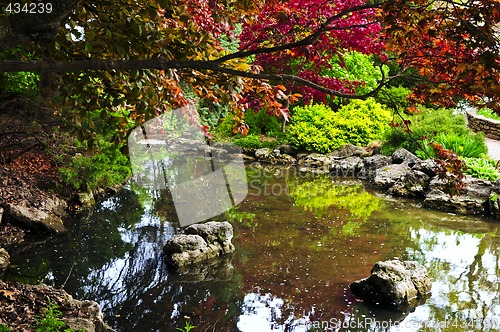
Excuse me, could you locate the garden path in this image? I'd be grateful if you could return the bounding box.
[486,138,500,160]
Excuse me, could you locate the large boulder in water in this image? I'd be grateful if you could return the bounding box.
[350,260,432,311]
[164,221,235,269]
[6,195,67,234]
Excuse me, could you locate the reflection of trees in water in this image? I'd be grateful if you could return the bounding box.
[7,171,500,331]
[287,174,382,236]
[59,189,243,331]
[403,225,500,332]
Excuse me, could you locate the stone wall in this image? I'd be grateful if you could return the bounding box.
[467,109,500,140]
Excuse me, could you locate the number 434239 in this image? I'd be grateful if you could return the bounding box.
[5,3,53,14]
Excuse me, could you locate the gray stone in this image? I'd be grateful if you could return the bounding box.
[185,221,234,245]
[0,280,114,331]
[424,176,492,214]
[389,170,430,198]
[373,164,412,188]
[330,156,364,177]
[77,191,95,208]
[363,154,392,171]
[255,148,272,159]
[7,195,67,233]
[467,109,500,140]
[488,179,500,219]
[164,221,235,269]
[489,192,500,219]
[242,154,256,161]
[254,148,295,165]
[391,148,421,165]
[298,153,332,171]
[63,300,113,332]
[64,318,96,332]
[411,159,439,177]
[278,144,298,155]
[350,260,432,310]
[0,248,10,270]
[329,144,368,159]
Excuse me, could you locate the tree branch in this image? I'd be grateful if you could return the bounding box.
[213,2,387,64]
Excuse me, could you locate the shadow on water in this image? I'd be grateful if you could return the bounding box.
[3,166,500,331]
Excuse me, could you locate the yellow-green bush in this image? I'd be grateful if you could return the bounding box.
[287,98,391,153]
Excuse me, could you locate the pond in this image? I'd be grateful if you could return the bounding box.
[4,165,500,331]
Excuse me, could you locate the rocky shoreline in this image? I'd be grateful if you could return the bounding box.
[1,142,499,330]
[243,143,500,219]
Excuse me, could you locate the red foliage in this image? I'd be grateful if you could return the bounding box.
[239,0,384,102]
[383,0,500,112]
[430,143,466,194]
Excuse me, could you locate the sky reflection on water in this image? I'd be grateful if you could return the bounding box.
[4,167,500,331]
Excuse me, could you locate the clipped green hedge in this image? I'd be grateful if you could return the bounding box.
[287,98,391,153]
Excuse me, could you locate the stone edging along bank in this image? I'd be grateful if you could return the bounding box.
[244,144,500,220]
[467,108,500,140]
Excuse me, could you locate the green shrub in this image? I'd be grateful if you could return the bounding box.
[287,99,391,153]
[244,109,282,136]
[34,298,83,332]
[437,132,486,158]
[382,106,476,155]
[59,139,131,191]
[463,157,500,181]
[375,85,411,110]
[325,52,389,96]
[214,109,282,139]
[0,49,39,94]
[416,133,487,159]
[0,324,10,332]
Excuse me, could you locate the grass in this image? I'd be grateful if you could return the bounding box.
[477,108,500,121]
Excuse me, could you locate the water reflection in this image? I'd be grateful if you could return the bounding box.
[3,167,500,331]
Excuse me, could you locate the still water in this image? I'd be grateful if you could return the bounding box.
[4,166,500,331]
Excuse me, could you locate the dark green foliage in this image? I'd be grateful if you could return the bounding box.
[416,133,487,159]
[0,72,39,94]
[0,325,10,332]
[214,109,281,139]
[0,49,39,94]
[59,139,131,191]
[198,103,228,129]
[382,107,477,155]
[244,109,282,136]
[34,298,82,332]
[375,85,411,110]
[463,157,499,181]
[287,99,391,153]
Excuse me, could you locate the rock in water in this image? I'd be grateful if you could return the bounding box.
[350,260,432,311]
[164,221,235,269]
